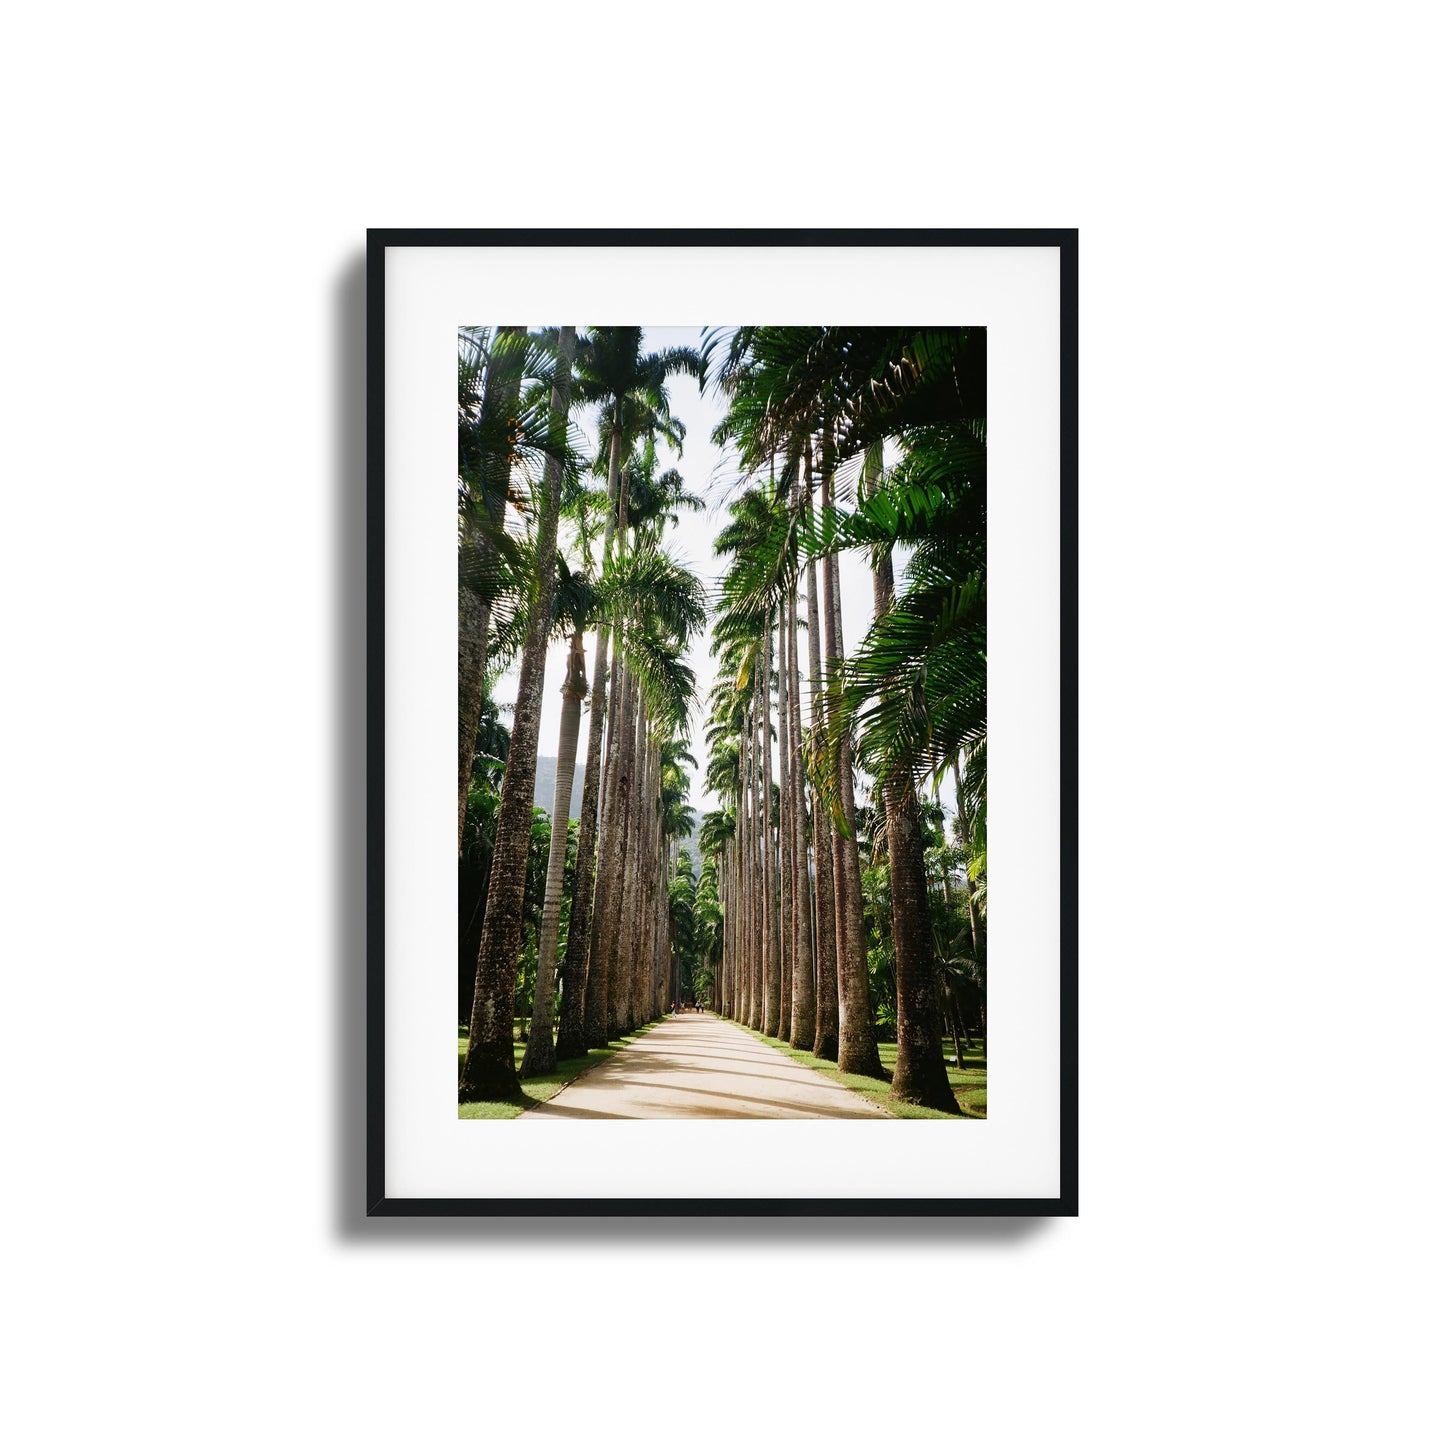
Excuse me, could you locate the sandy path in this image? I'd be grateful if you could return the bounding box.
[520,1013,888,1120]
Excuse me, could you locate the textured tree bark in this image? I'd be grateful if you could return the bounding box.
[777,598,793,1043]
[806,545,839,1060]
[726,842,735,1017]
[653,747,666,1018]
[459,327,574,1101]
[761,623,781,1037]
[731,838,741,1019]
[885,765,959,1108]
[554,663,604,1059]
[619,715,649,1032]
[559,425,626,1059]
[737,704,750,1026]
[821,440,883,1080]
[582,651,624,1048]
[613,712,639,1036]
[787,576,816,1049]
[718,843,729,1015]
[456,325,524,854]
[743,693,758,1030]
[867,516,957,1111]
[600,668,637,1038]
[625,718,647,1032]
[645,737,659,1021]
[751,677,766,1031]
[716,845,726,1015]
[519,629,587,1078]
[633,737,650,1026]
[657,852,670,1016]
[457,587,492,853]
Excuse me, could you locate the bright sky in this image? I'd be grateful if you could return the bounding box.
[489,326,877,830]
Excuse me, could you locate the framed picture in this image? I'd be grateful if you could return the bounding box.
[367,229,1077,1216]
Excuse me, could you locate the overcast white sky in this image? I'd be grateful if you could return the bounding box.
[489,325,877,826]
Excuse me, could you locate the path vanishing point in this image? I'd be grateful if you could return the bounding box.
[520,1013,888,1120]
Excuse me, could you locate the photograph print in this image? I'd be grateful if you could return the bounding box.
[456,325,987,1122]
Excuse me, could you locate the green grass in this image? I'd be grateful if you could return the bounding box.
[726,1019,986,1120]
[456,1022,657,1119]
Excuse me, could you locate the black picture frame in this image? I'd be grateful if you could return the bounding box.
[366,228,1078,1217]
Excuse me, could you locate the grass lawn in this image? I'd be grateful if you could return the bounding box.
[726,1019,986,1119]
[456,1022,656,1119]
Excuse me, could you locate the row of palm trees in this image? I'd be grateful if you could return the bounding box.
[456,326,707,1102]
[698,328,987,1114]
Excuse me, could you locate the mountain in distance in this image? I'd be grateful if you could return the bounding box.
[532,755,586,819]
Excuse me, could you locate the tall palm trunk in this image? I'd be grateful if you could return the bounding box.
[723,834,733,1011]
[776,598,793,1042]
[457,325,525,853]
[578,439,632,1049]
[617,706,648,1033]
[558,425,627,1059]
[737,706,752,1026]
[731,835,741,1018]
[806,530,839,1059]
[762,623,781,1037]
[743,695,758,1029]
[716,845,727,1014]
[751,679,766,1030]
[821,433,883,1080]
[459,326,575,1101]
[582,652,624,1046]
[632,737,650,1026]
[644,738,660,1021]
[626,698,649,1030]
[788,568,816,1048]
[864,458,957,1111]
[653,750,666,1018]
[718,843,729,1015]
[636,738,660,1025]
[457,586,492,852]
[657,841,671,1015]
[598,666,636,1038]
[518,630,587,1078]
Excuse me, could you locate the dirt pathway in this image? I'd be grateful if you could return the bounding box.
[520,1013,888,1120]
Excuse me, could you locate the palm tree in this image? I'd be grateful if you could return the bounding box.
[821,336,985,1107]
[805,503,840,1060]
[547,548,704,1059]
[455,327,577,853]
[710,333,851,1062]
[860,446,958,1111]
[712,486,787,1036]
[776,594,793,1042]
[697,807,733,1010]
[517,630,587,1079]
[457,325,524,853]
[562,328,703,1051]
[785,530,816,1050]
[818,422,884,1079]
[759,607,780,1036]
[459,326,577,1103]
[771,326,986,1105]
[710,326,987,1097]
[576,544,701,1043]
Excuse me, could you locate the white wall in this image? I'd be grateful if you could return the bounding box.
[3,5,1439,1442]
